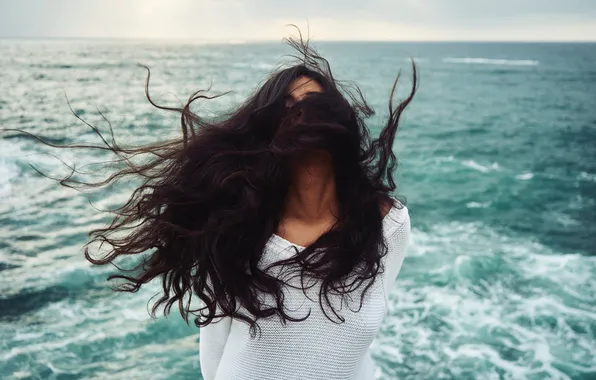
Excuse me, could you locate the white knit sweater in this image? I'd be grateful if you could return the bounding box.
[199,202,410,380]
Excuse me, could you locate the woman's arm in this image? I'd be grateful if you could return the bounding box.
[381,205,411,304]
[199,277,232,380]
[199,311,232,380]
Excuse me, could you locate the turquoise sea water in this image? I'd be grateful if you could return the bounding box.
[0,40,595,379]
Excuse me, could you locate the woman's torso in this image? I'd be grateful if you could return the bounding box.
[212,234,388,380]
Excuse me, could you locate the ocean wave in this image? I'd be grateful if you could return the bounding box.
[461,160,500,173]
[466,202,491,209]
[405,57,429,63]
[0,284,78,321]
[0,262,20,272]
[443,57,540,66]
[0,160,17,197]
[516,172,534,180]
[435,155,455,163]
[2,132,72,146]
[578,172,596,183]
[378,223,596,379]
[0,140,20,197]
[2,219,595,379]
[233,62,277,70]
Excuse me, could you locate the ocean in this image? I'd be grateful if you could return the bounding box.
[0,39,595,380]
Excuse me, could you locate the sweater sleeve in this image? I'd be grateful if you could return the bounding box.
[381,205,411,303]
[199,294,232,379]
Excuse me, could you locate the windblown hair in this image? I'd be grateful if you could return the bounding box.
[6,33,417,337]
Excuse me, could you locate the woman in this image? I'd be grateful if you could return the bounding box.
[8,34,416,379]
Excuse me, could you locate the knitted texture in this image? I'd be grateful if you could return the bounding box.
[199,202,410,380]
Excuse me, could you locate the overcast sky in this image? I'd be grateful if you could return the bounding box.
[1,0,595,41]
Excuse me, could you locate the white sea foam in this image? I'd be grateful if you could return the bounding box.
[443,57,540,66]
[377,222,596,379]
[466,201,491,208]
[0,140,23,197]
[3,220,595,379]
[0,159,17,196]
[233,62,276,70]
[516,172,534,180]
[552,212,580,227]
[0,39,592,380]
[435,155,455,163]
[578,171,596,183]
[461,160,500,173]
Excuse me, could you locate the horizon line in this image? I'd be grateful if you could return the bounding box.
[1,36,595,44]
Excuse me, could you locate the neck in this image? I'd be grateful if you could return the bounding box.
[283,152,339,222]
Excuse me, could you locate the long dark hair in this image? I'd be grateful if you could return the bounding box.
[3,32,417,337]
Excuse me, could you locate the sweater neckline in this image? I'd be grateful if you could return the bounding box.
[269,233,307,250]
[266,199,403,252]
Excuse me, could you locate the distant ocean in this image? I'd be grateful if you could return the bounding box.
[1,40,595,380]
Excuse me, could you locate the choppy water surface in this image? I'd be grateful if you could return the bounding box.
[1,40,595,379]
